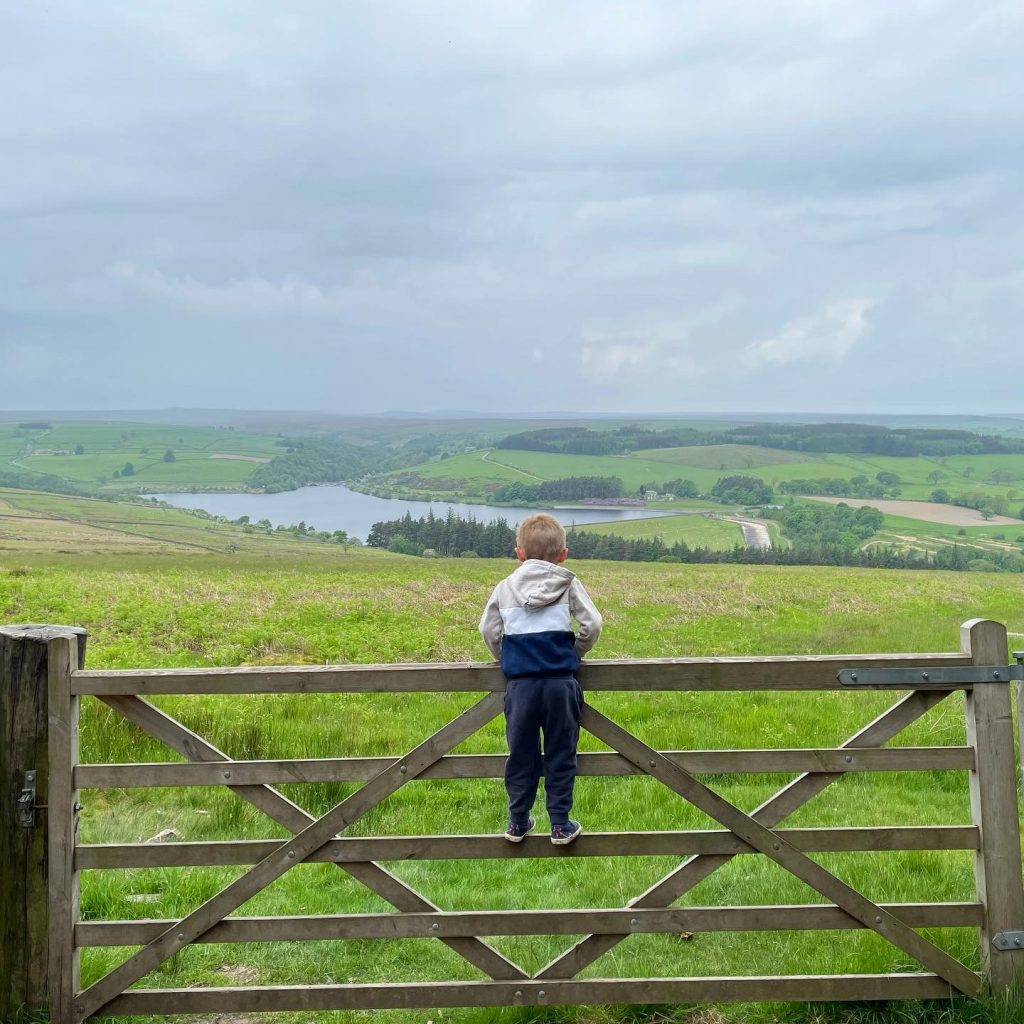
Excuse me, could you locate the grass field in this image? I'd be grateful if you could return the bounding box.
[0,420,282,493]
[4,538,1024,1023]
[381,446,1024,507]
[0,488,367,560]
[579,512,745,549]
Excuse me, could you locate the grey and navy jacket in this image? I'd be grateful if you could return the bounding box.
[479,559,602,679]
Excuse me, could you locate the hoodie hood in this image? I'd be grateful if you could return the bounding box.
[508,559,576,608]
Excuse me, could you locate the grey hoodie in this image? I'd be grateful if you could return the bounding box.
[479,559,602,678]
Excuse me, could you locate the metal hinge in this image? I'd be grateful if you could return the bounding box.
[16,770,37,828]
[838,665,1024,687]
[992,930,1024,951]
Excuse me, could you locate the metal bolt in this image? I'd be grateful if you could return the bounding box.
[223,770,231,779]
[177,933,185,941]
[514,990,523,1001]
[1016,938,1022,947]
[630,918,638,927]
[399,765,408,774]
[993,670,1002,680]
[921,672,929,681]
[772,842,780,851]
[431,923,439,932]
[875,916,882,924]
[844,755,852,763]
[287,851,296,859]
[538,990,546,1000]
[850,673,858,683]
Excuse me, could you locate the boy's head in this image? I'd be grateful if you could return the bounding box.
[515,513,568,564]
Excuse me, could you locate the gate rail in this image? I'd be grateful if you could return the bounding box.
[2,618,1024,1021]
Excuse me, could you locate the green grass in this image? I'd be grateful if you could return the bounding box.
[0,420,282,493]
[579,512,745,549]
[0,487,370,560]
[383,448,1024,508]
[5,548,1024,1022]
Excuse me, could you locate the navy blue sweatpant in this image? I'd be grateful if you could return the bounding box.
[504,673,583,826]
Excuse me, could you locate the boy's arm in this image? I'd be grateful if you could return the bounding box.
[569,579,602,658]
[478,585,504,660]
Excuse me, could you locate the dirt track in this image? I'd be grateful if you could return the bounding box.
[809,496,1021,527]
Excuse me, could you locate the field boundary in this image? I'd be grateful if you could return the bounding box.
[3,621,1024,1020]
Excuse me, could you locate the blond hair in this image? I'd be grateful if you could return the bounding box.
[515,513,567,561]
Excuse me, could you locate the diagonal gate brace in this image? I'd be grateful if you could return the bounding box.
[578,705,980,997]
[98,695,525,983]
[539,689,953,980]
[76,691,507,1021]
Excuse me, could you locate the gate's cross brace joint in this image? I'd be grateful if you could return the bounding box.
[538,689,954,981]
[538,698,980,997]
[75,690,514,1021]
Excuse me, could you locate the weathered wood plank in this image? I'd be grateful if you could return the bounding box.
[104,974,958,1014]
[0,625,85,1021]
[581,704,981,997]
[74,745,975,788]
[101,693,525,982]
[76,902,985,945]
[962,619,1024,993]
[539,688,952,980]
[74,692,505,1021]
[46,633,82,1024]
[71,652,974,694]
[75,825,979,869]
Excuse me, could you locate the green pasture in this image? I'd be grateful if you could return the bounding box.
[875,512,1024,542]
[633,444,818,470]
[577,512,745,549]
[4,550,1024,1023]
[16,420,281,456]
[0,488,368,560]
[391,448,1024,507]
[1,420,282,493]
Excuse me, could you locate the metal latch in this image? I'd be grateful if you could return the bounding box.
[992,930,1024,951]
[838,665,1024,687]
[16,770,37,828]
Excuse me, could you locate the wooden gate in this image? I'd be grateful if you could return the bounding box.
[13,619,1024,1019]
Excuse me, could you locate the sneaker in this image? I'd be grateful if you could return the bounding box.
[550,820,582,846]
[504,816,536,843]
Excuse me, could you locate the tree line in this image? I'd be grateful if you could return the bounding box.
[365,507,1024,573]
[249,438,394,493]
[497,423,1024,458]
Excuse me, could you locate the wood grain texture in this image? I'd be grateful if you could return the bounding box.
[71,651,974,695]
[46,633,83,1024]
[103,975,958,1014]
[75,826,978,869]
[74,745,974,788]
[963,619,1024,993]
[76,902,984,946]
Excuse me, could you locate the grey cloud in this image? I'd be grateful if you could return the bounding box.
[1,1,1022,414]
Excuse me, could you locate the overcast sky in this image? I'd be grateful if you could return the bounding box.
[2,1,1023,415]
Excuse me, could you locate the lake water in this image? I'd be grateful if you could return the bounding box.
[154,484,669,541]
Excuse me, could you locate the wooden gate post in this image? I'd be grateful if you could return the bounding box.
[961,619,1024,994]
[0,625,86,1022]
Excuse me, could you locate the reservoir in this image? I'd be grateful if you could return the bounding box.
[154,484,669,542]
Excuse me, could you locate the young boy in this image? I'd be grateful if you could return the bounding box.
[479,513,602,845]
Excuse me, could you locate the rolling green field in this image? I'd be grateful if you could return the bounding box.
[0,420,282,493]
[579,512,746,549]
[380,446,1024,506]
[4,541,1024,1024]
[0,487,365,560]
